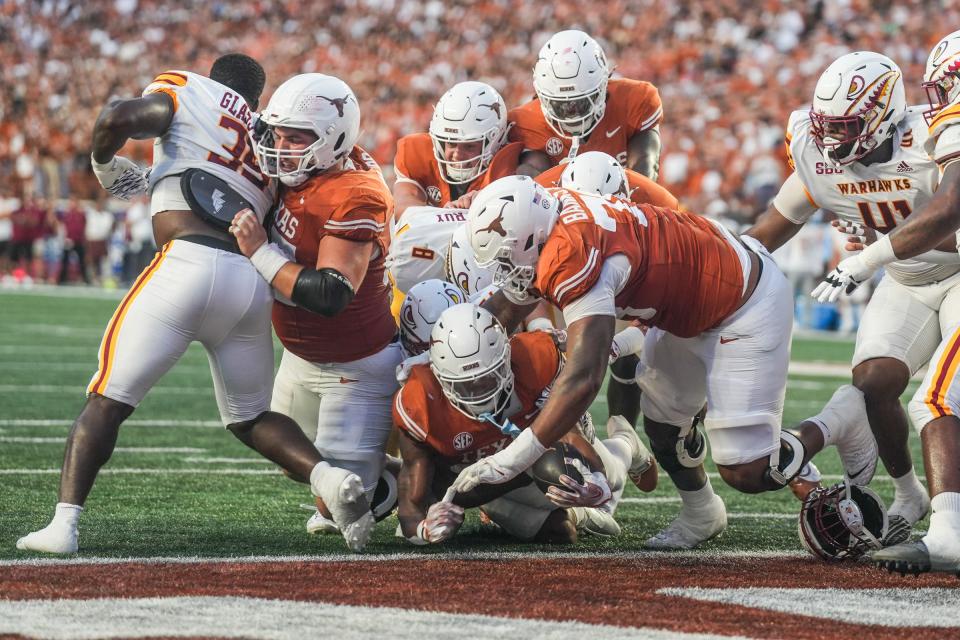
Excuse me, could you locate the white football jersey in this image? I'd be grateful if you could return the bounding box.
[786,106,947,285]
[386,206,465,293]
[142,70,274,220]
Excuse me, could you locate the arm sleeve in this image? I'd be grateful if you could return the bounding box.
[771,172,819,224]
[561,254,632,326]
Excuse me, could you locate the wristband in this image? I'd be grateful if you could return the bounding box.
[859,234,897,270]
[90,154,116,172]
[249,242,289,284]
[610,326,645,362]
[405,520,430,545]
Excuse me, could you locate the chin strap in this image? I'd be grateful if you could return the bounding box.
[478,412,521,438]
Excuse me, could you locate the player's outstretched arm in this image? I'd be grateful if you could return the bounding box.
[396,431,437,539]
[744,203,804,253]
[91,93,175,163]
[627,127,661,181]
[481,290,535,334]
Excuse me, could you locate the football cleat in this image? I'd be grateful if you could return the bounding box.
[311,465,376,552]
[823,385,878,485]
[306,510,339,535]
[644,495,727,550]
[16,523,79,555]
[572,506,622,538]
[789,461,823,502]
[872,540,960,577]
[606,415,658,492]
[882,515,913,547]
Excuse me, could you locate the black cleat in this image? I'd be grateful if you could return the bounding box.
[882,515,913,547]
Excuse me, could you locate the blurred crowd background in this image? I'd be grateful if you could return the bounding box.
[1,0,952,328]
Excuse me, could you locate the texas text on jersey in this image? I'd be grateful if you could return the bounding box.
[142,70,273,219]
[534,189,747,337]
[270,146,396,362]
[393,331,562,466]
[508,79,662,166]
[394,133,524,206]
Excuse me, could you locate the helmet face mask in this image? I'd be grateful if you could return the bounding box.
[922,73,959,125]
[799,481,888,562]
[922,31,960,127]
[534,30,610,139]
[429,81,508,185]
[255,74,361,186]
[429,303,515,420]
[809,52,905,167]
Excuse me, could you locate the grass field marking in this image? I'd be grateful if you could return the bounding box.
[0,438,207,454]
[180,457,274,464]
[0,419,223,428]
[0,549,811,567]
[0,468,278,476]
[1,361,215,374]
[620,497,682,504]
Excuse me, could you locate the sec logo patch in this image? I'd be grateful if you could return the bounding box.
[453,431,474,451]
[427,186,442,204]
[546,137,565,156]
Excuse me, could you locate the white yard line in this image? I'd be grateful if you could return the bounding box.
[0,549,809,567]
[0,385,213,395]
[0,419,223,428]
[0,468,278,475]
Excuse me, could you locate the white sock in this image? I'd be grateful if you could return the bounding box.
[309,461,332,496]
[891,469,926,501]
[806,384,866,447]
[678,478,717,511]
[807,417,831,447]
[52,503,82,529]
[931,491,960,515]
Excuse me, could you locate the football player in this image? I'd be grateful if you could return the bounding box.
[510,30,664,435]
[388,81,521,318]
[535,151,679,210]
[746,51,948,543]
[17,56,370,555]
[509,30,662,179]
[810,32,960,575]
[445,176,876,550]
[230,73,402,547]
[394,303,657,544]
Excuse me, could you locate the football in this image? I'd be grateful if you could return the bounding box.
[530,442,588,494]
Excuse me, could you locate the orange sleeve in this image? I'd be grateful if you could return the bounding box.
[510,332,562,390]
[535,225,604,309]
[627,171,679,209]
[394,134,431,186]
[534,165,564,189]
[392,373,431,442]
[621,80,663,133]
[142,70,188,112]
[324,177,391,242]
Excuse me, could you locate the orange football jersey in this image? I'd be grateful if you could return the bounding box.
[534,165,679,209]
[270,146,397,363]
[508,78,662,166]
[535,189,744,338]
[393,133,524,206]
[393,331,562,465]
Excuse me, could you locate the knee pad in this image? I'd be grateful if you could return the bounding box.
[650,416,707,474]
[371,465,399,522]
[766,431,805,487]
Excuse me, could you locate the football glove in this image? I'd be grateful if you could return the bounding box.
[546,470,612,508]
[450,429,547,494]
[810,254,876,303]
[420,501,464,543]
[91,155,149,200]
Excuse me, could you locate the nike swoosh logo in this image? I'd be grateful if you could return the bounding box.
[719,337,740,344]
[847,461,871,481]
[605,126,622,138]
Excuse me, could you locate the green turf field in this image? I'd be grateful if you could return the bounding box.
[0,290,927,559]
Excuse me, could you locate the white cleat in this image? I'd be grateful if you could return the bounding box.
[644,495,727,550]
[311,465,375,552]
[821,384,878,485]
[572,506,622,537]
[606,415,658,492]
[16,524,78,554]
[306,510,340,535]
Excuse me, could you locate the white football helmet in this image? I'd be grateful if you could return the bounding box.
[444,224,495,299]
[923,30,960,127]
[399,279,463,356]
[809,51,906,166]
[560,151,628,198]
[429,81,509,185]
[466,176,560,302]
[534,30,610,139]
[429,303,514,419]
[256,73,361,186]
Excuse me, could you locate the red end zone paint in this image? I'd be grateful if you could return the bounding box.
[1,556,957,639]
